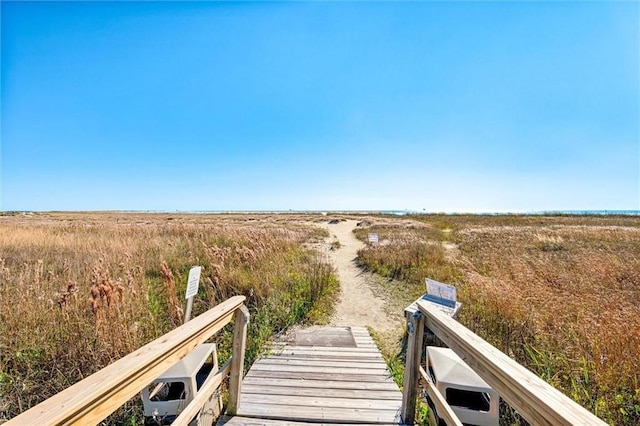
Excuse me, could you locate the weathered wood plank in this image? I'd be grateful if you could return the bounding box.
[254,358,386,369]
[264,353,382,361]
[173,361,231,426]
[239,394,402,410]
[268,345,380,353]
[245,370,396,383]
[219,416,398,425]
[352,333,374,338]
[419,366,463,426]
[249,364,389,375]
[237,402,401,424]
[241,377,400,391]
[262,354,385,362]
[297,330,358,335]
[251,363,389,377]
[264,348,383,356]
[240,384,402,400]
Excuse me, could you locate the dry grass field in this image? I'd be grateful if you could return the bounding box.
[0,212,337,423]
[3,211,639,425]
[355,214,640,425]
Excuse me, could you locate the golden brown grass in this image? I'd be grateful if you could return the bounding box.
[354,214,640,425]
[0,212,337,423]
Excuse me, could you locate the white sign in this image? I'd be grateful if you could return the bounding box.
[426,278,456,302]
[368,233,379,243]
[185,266,202,299]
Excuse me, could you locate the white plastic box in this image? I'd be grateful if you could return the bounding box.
[425,346,498,426]
[141,343,218,424]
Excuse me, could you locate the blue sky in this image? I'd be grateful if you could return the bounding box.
[1,1,638,212]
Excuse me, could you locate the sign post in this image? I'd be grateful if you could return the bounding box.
[184,266,202,323]
[368,233,379,244]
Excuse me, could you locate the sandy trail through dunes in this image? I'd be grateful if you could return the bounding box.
[319,219,398,332]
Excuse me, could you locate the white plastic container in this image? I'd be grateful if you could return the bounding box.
[141,343,218,424]
[425,346,498,426]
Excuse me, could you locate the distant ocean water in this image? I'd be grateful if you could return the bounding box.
[381,210,640,216]
[418,210,640,216]
[534,210,640,216]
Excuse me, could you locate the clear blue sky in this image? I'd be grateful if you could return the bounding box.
[1,1,638,212]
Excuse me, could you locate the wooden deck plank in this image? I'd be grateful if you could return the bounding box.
[240,384,402,400]
[354,340,377,345]
[249,364,389,375]
[268,346,380,353]
[239,394,402,410]
[260,348,382,360]
[241,377,400,391]
[237,403,401,424]
[244,370,396,383]
[265,352,381,359]
[254,358,386,369]
[261,354,385,362]
[220,416,399,425]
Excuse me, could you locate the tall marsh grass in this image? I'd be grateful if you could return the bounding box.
[355,215,640,425]
[0,213,337,423]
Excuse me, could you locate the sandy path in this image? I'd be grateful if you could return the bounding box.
[319,220,398,332]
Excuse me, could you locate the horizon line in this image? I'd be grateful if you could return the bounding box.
[3,209,640,217]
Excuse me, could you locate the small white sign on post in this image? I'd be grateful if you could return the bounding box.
[368,233,379,244]
[184,266,202,323]
[426,278,457,303]
[186,266,202,299]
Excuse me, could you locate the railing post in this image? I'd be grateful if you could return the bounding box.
[401,309,425,425]
[227,304,250,415]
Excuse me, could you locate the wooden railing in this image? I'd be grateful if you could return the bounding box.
[400,299,608,425]
[5,295,249,426]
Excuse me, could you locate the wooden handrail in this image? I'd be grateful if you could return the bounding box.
[418,366,463,426]
[6,295,247,425]
[414,300,607,426]
[172,360,231,426]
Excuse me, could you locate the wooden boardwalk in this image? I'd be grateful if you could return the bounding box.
[220,327,403,425]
